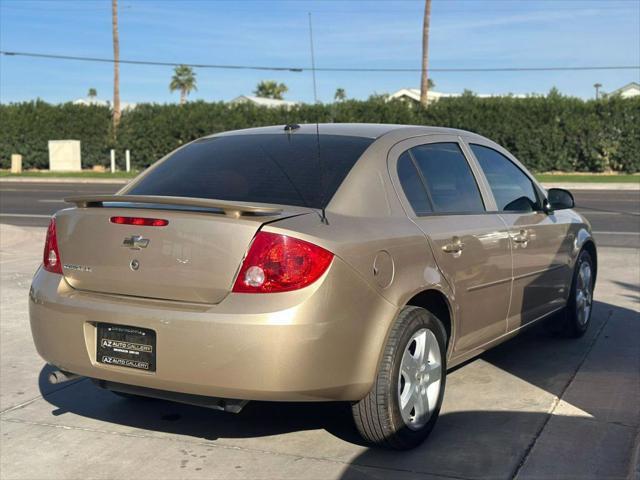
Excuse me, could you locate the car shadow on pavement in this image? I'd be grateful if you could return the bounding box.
[337,409,637,480]
[38,300,637,478]
[341,299,639,479]
[38,363,365,446]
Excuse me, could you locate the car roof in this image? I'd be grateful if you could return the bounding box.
[207,123,476,140]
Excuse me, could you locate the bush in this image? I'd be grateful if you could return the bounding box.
[0,100,112,169]
[1,95,638,172]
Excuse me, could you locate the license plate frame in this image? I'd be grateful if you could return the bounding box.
[96,323,156,372]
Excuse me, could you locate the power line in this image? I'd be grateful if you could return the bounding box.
[0,51,304,72]
[1,50,638,73]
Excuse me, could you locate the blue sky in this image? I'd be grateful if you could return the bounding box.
[1,0,639,104]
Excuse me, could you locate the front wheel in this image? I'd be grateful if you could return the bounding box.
[561,249,595,338]
[352,306,447,450]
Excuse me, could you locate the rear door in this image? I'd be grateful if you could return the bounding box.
[466,140,572,329]
[389,135,512,354]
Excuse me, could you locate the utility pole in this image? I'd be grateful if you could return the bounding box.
[420,0,432,107]
[594,82,602,100]
[112,0,121,130]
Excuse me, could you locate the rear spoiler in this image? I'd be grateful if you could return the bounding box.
[64,195,283,218]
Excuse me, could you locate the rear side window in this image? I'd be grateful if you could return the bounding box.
[470,144,541,212]
[410,143,485,214]
[397,152,432,215]
[128,134,374,209]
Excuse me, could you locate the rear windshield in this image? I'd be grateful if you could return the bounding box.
[127,133,374,209]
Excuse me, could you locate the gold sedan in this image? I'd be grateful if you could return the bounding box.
[29,124,596,449]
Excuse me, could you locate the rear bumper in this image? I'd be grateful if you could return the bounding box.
[29,258,397,401]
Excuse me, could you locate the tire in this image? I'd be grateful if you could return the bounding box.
[561,249,595,338]
[352,306,447,450]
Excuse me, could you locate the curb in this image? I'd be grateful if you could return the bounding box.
[541,182,640,191]
[0,177,130,184]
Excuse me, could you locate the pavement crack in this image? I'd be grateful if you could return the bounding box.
[0,395,44,416]
[510,308,613,480]
[0,378,87,416]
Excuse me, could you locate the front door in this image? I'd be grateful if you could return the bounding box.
[467,142,572,329]
[390,136,512,355]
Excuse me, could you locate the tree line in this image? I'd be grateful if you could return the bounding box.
[1,93,637,173]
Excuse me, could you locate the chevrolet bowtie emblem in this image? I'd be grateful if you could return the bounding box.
[122,235,150,250]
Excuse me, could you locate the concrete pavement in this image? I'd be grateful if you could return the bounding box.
[0,222,638,479]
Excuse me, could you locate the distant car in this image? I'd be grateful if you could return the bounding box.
[29,124,596,449]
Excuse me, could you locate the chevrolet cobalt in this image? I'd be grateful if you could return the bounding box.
[29,124,596,449]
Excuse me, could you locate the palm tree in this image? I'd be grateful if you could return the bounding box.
[88,88,97,99]
[254,80,288,100]
[170,65,198,105]
[420,0,432,107]
[334,88,346,102]
[112,0,121,128]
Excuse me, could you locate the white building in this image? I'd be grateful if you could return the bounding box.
[606,82,640,99]
[388,88,458,104]
[388,88,527,104]
[229,95,299,109]
[72,97,137,110]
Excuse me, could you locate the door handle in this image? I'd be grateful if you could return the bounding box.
[512,230,529,244]
[442,237,465,254]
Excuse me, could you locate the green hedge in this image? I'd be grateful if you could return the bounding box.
[0,100,113,169]
[1,94,638,172]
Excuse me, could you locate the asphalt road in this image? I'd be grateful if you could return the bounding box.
[0,181,639,247]
[0,182,120,227]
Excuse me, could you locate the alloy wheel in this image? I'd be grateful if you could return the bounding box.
[576,261,593,326]
[397,328,442,430]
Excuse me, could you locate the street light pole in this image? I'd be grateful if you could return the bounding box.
[594,83,602,100]
[112,0,121,130]
[420,0,432,107]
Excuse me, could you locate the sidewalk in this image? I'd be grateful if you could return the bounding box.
[0,177,130,184]
[542,182,640,191]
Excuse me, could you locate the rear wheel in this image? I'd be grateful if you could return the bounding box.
[561,249,595,338]
[352,306,447,449]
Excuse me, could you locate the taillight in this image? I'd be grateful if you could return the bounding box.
[110,216,169,227]
[43,217,63,274]
[232,232,334,293]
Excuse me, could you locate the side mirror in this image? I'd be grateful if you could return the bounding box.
[547,188,575,211]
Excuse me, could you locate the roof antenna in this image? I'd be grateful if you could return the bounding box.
[308,12,328,225]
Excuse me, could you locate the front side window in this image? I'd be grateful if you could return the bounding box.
[470,144,540,212]
[410,143,485,214]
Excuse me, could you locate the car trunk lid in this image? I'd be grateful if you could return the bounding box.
[55,196,309,304]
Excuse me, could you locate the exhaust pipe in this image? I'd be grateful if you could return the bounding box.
[48,369,80,384]
[94,379,249,413]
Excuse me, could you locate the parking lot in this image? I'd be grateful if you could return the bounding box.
[1,181,639,479]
